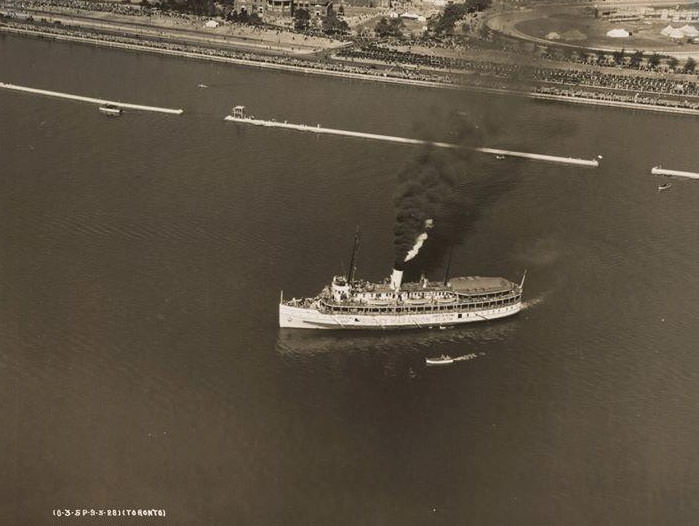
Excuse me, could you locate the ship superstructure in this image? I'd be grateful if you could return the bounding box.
[279,233,524,329]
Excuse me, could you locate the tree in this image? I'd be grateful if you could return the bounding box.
[430,3,467,35]
[478,23,489,40]
[613,48,625,65]
[465,0,491,13]
[248,12,262,25]
[374,17,403,38]
[337,4,344,16]
[293,8,310,31]
[667,56,679,70]
[648,53,661,69]
[630,50,644,68]
[684,57,697,73]
[426,0,491,35]
[595,49,606,65]
[322,7,349,34]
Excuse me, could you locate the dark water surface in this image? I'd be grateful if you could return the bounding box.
[2,34,699,525]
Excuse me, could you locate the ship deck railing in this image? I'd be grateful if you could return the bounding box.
[344,289,519,304]
[348,284,518,298]
[315,292,521,315]
[326,290,521,307]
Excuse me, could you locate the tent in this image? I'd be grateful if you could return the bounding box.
[668,28,685,39]
[660,24,675,36]
[204,20,219,28]
[680,24,699,37]
[546,32,561,40]
[606,28,630,38]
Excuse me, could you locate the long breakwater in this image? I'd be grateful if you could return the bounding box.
[651,166,699,179]
[223,116,600,167]
[0,81,184,115]
[0,79,598,167]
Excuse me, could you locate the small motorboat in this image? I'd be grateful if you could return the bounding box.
[425,355,454,366]
[658,183,672,192]
[495,154,506,160]
[197,83,209,88]
[99,103,122,117]
[426,353,478,366]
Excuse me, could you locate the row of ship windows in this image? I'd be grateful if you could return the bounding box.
[357,291,513,301]
[324,296,520,314]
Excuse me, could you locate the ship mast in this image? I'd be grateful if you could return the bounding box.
[346,227,360,283]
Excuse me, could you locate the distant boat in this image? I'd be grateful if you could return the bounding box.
[425,355,454,366]
[99,104,122,117]
[426,353,478,366]
[658,183,672,191]
[197,83,209,88]
[495,154,506,160]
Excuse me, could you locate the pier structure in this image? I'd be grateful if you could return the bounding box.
[223,112,599,168]
[651,166,699,179]
[0,82,184,115]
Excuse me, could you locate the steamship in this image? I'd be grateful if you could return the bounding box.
[279,235,524,330]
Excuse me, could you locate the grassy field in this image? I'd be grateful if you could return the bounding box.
[515,12,699,51]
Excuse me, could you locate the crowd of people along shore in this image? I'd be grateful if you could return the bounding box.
[4,0,201,20]
[0,19,457,84]
[337,44,699,106]
[533,86,699,110]
[3,3,699,112]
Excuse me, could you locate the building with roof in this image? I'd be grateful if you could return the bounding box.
[265,0,332,16]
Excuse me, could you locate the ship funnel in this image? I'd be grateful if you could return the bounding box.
[390,269,403,290]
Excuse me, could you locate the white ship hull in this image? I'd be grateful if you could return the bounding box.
[279,301,522,330]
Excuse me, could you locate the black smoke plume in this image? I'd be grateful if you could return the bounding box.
[393,100,526,281]
[393,147,462,268]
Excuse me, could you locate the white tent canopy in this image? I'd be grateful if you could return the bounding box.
[660,24,675,36]
[680,24,699,36]
[606,28,630,38]
[668,28,685,39]
[204,20,219,28]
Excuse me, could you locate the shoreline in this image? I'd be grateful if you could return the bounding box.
[3,24,699,117]
[529,91,699,116]
[0,25,459,91]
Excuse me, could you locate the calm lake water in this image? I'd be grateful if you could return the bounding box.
[2,34,699,526]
